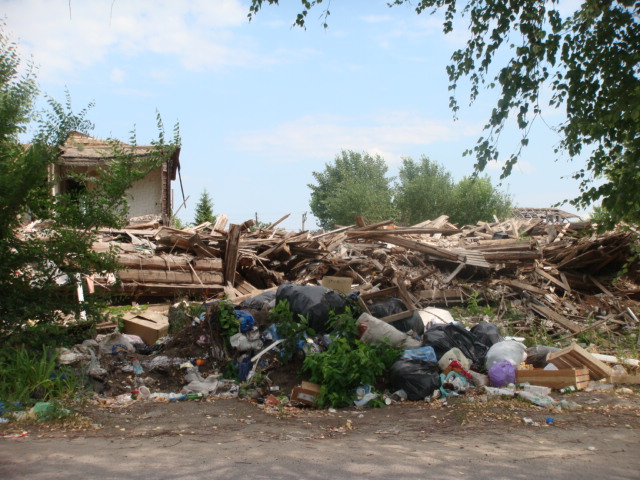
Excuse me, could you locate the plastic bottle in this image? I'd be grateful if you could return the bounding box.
[132,358,143,375]
[559,385,576,394]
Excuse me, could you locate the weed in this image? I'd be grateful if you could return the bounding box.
[0,347,79,408]
[452,292,496,320]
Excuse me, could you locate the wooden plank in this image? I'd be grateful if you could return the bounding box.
[117,269,223,285]
[265,213,291,230]
[610,375,640,385]
[213,214,228,232]
[443,263,465,284]
[589,275,615,296]
[516,368,590,390]
[499,279,547,295]
[535,267,571,292]
[348,227,462,236]
[116,254,222,271]
[547,343,614,380]
[224,224,242,286]
[529,303,583,333]
[361,234,461,262]
[112,283,225,296]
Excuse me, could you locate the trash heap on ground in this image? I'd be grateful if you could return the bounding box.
[39,212,638,414]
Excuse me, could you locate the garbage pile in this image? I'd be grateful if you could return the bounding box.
[14,213,639,414]
[50,282,638,413]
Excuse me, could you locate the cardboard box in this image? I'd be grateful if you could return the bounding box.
[122,311,169,345]
[321,276,352,294]
[290,381,321,406]
[516,368,590,390]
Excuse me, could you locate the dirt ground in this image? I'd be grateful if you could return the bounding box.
[1,390,639,480]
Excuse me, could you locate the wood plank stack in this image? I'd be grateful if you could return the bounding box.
[85,214,639,355]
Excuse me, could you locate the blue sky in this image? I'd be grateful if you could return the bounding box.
[4,0,588,229]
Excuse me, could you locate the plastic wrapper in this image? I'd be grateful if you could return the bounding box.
[389,359,441,401]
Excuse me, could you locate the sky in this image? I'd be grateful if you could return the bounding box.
[3,0,589,230]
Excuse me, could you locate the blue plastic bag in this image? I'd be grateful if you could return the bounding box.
[234,310,255,333]
[402,346,437,363]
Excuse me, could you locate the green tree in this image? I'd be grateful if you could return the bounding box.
[450,176,513,226]
[248,0,640,228]
[0,29,180,335]
[393,156,455,225]
[193,189,216,225]
[394,156,512,226]
[309,150,395,229]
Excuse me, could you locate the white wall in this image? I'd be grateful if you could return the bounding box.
[126,167,163,218]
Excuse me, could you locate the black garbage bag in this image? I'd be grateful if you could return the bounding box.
[275,283,348,333]
[526,345,560,368]
[470,321,502,348]
[369,298,424,336]
[239,290,277,311]
[389,359,441,401]
[422,324,489,370]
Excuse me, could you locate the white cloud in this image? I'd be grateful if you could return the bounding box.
[2,0,261,81]
[361,15,393,24]
[228,111,481,164]
[109,67,125,83]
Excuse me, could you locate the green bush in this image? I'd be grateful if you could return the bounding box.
[303,337,401,408]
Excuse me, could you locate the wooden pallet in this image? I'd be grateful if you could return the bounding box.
[516,368,590,390]
[547,343,614,380]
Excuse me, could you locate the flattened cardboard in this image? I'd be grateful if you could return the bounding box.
[321,276,352,294]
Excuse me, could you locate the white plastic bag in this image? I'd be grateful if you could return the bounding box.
[485,340,527,370]
[357,313,421,349]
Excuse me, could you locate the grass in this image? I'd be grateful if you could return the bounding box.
[0,346,80,411]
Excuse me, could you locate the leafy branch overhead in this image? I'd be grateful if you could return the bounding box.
[249,0,640,227]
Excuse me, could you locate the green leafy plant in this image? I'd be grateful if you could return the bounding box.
[302,337,401,408]
[453,292,496,319]
[326,307,359,343]
[268,300,316,362]
[208,301,239,350]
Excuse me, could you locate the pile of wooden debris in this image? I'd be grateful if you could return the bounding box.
[89,213,640,351]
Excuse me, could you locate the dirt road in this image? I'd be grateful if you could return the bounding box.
[1,392,639,479]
